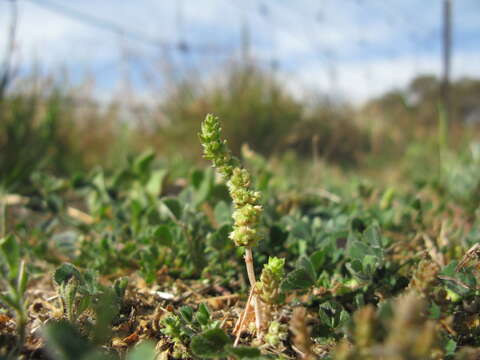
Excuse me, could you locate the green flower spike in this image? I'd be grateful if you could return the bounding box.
[199,115,263,248]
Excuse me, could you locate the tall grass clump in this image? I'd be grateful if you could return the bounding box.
[0,90,81,192]
[157,62,369,166]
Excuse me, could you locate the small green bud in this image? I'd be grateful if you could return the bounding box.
[265,321,288,347]
[232,204,262,226]
[229,168,251,188]
[229,225,261,247]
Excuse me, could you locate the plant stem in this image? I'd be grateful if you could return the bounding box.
[0,192,6,238]
[244,247,263,335]
[234,287,254,346]
[16,309,26,351]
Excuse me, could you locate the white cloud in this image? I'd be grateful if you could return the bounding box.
[290,50,480,103]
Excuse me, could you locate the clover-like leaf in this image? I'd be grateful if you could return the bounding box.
[281,256,316,291]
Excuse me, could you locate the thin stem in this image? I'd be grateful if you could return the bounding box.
[0,192,6,238]
[16,309,26,352]
[234,287,254,346]
[244,247,263,335]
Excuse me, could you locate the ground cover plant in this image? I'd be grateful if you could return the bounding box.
[2,113,480,359]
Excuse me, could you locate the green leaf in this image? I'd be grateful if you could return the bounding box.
[145,169,167,197]
[113,277,128,300]
[0,292,20,311]
[440,262,457,277]
[362,255,378,272]
[133,150,155,177]
[444,339,457,356]
[0,235,20,279]
[364,225,381,247]
[191,169,205,189]
[179,306,194,323]
[290,221,311,241]
[281,268,315,291]
[214,201,232,225]
[346,259,361,273]
[310,249,327,272]
[297,256,316,279]
[53,263,82,286]
[17,260,28,296]
[281,257,316,291]
[161,197,183,220]
[429,302,441,319]
[127,341,157,360]
[153,225,173,247]
[351,217,366,233]
[208,224,232,250]
[42,320,93,360]
[190,328,231,358]
[196,303,211,327]
[91,291,118,345]
[226,345,261,359]
[193,168,214,207]
[281,257,317,291]
[348,241,370,260]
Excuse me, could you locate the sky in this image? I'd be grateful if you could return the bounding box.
[0,0,479,104]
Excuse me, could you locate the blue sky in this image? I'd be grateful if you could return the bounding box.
[0,0,479,103]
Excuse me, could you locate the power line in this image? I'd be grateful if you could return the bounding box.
[223,0,312,51]
[24,0,231,54]
[25,0,168,47]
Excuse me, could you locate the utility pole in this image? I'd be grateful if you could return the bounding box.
[241,18,250,64]
[176,0,188,53]
[442,0,452,120]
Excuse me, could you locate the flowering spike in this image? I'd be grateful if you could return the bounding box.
[199,114,263,248]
